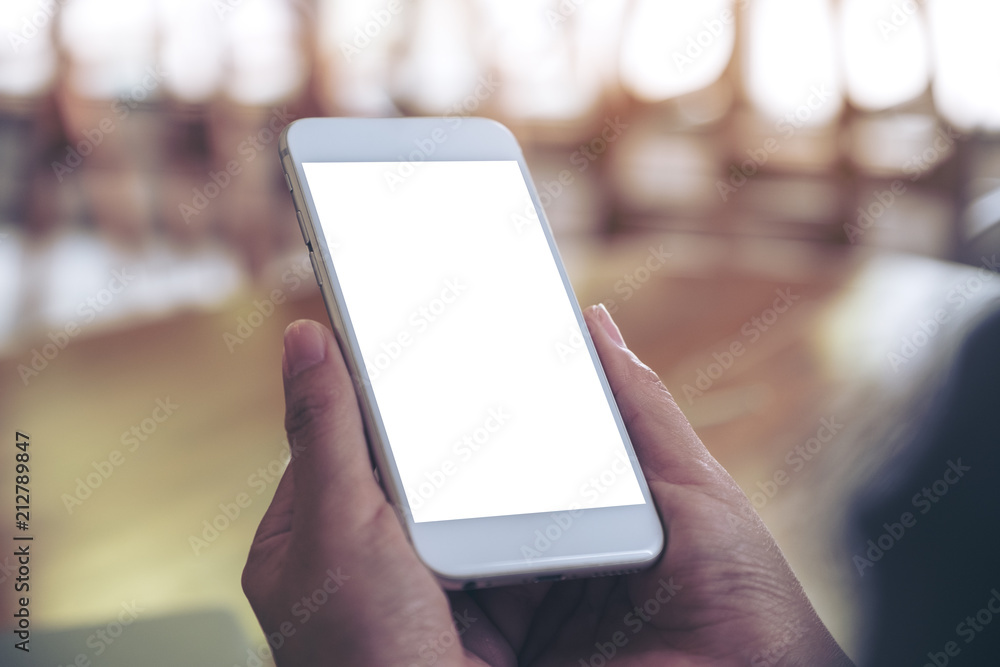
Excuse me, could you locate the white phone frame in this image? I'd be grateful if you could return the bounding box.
[279,117,663,589]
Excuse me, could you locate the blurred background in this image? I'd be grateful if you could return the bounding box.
[2,0,1000,665]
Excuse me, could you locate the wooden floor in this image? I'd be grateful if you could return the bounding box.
[3,232,998,663]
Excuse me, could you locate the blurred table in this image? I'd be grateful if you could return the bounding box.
[2,232,999,663]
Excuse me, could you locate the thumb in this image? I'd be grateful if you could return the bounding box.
[582,305,734,491]
[279,320,472,664]
[281,320,388,537]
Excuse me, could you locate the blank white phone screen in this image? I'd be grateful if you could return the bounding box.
[302,160,645,523]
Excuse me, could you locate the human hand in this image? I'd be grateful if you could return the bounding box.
[242,306,854,666]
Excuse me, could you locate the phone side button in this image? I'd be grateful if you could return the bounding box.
[284,172,293,192]
[295,210,310,247]
[308,251,323,286]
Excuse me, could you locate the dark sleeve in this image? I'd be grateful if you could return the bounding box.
[856,305,1000,666]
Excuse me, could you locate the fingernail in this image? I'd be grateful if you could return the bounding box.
[594,303,627,348]
[284,321,327,377]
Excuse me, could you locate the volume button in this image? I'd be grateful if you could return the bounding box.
[309,251,323,286]
[284,172,293,192]
[295,210,310,247]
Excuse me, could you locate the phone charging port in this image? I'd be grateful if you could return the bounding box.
[534,574,564,582]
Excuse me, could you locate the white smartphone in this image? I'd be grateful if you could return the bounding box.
[278,117,663,589]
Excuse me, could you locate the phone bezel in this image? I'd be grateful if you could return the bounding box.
[279,117,663,588]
